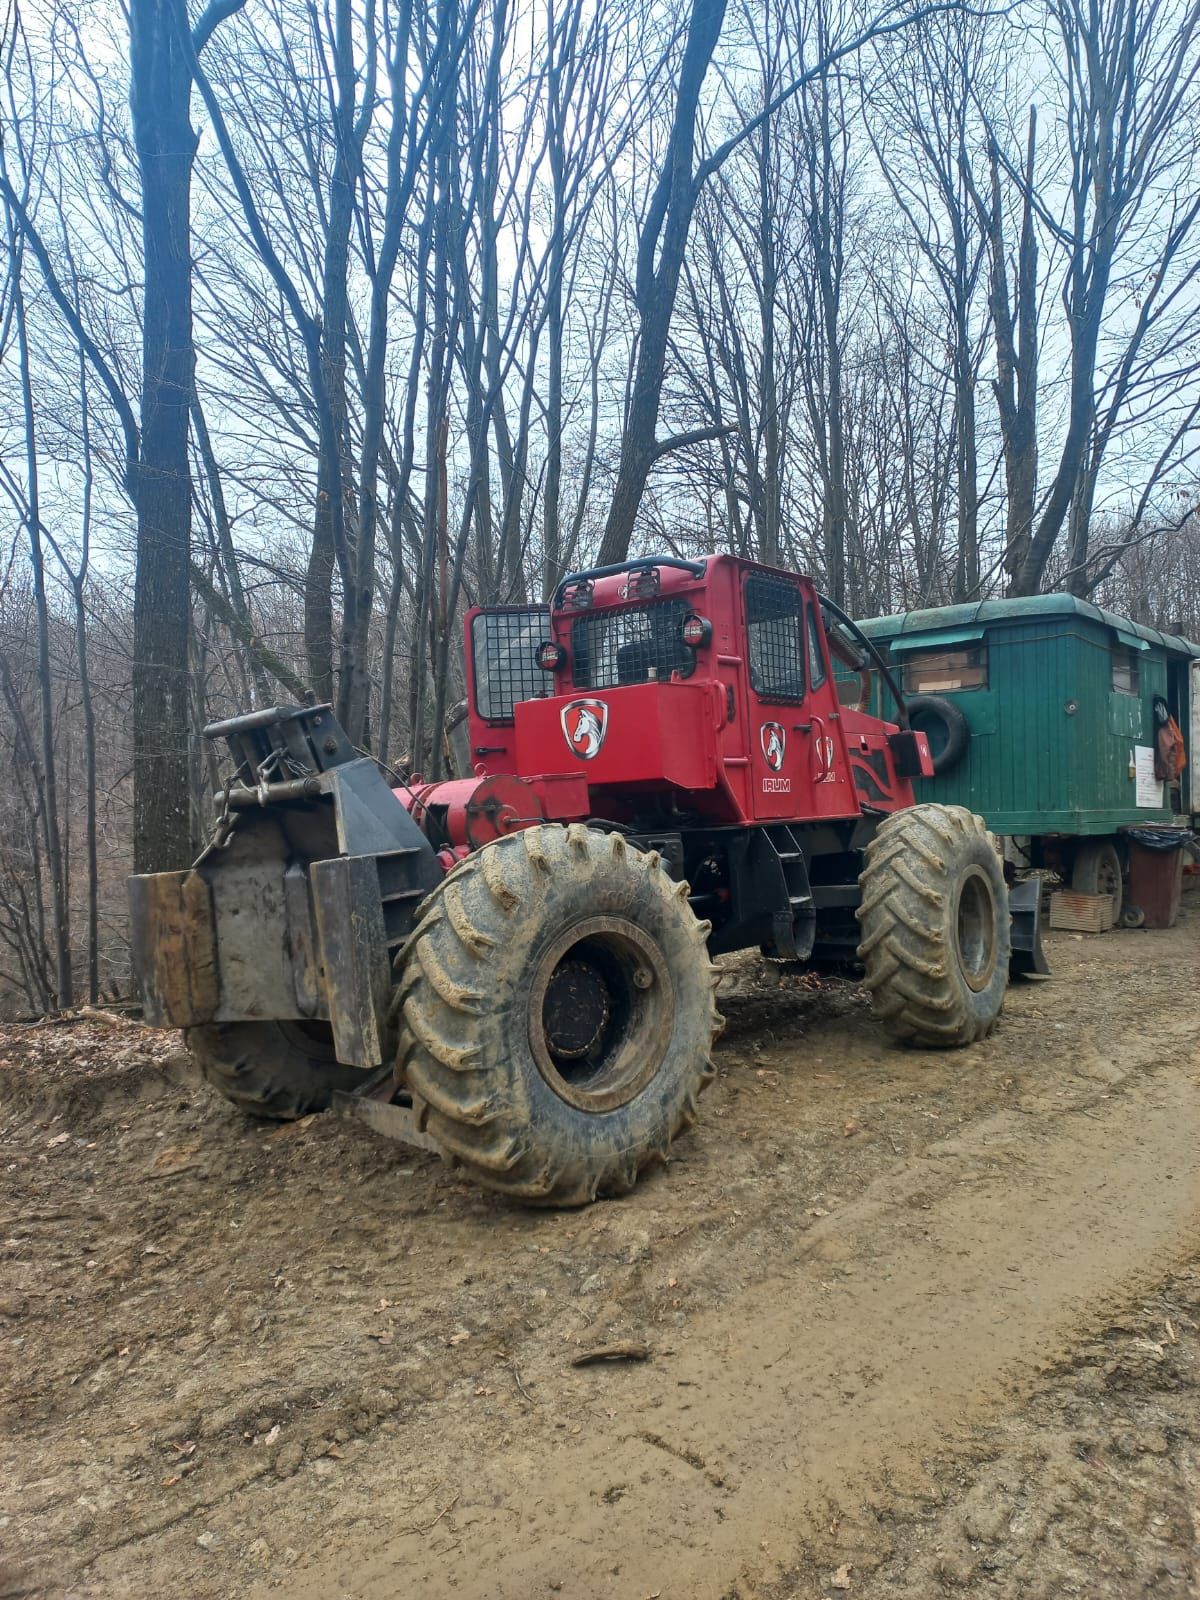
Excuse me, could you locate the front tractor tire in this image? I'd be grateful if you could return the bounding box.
[856,804,1010,1048]
[187,1020,370,1120]
[394,824,722,1206]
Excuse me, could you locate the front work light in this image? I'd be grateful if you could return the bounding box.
[681,614,713,649]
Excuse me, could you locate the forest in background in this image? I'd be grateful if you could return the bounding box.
[1,0,1199,1013]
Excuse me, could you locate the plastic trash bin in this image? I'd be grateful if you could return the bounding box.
[1123,826,1193,929]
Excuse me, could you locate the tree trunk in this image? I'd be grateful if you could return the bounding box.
[807,53,849,607]
[982,112,1039,593]
[129,0,200,873]
[953,301,978,601]
[75,346,100,1004]
[307,0,359,706]
[597,0,727,565]
[10,231,73,1008]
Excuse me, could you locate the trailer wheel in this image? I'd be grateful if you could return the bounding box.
[187,1020,370,1120]
[393,824,722,1206]
[856,804,1010,1047]
[1070,838,1124,923]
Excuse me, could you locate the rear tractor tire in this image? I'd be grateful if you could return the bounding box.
[187,1020,370,1120]
[856,804,1010,1047]
[393,823,722,1205]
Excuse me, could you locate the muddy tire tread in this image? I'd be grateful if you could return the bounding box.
[394,825,722,1205]
[187,1020,368,1120]
[856,804,1009,1048]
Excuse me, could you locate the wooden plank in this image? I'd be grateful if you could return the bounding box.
[310,855,391,1068]
[127,870,219,1027]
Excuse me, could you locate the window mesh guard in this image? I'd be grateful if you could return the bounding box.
[746,576,805,701]
[570,599,695,690]
[471,608,549,722]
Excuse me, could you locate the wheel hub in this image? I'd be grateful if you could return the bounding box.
[542,959,611,1059]
[528,915,674,1113]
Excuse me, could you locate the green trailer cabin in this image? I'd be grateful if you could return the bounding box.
[847,594,1199,912]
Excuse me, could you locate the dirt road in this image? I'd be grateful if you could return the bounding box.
[2,914,1199,1599]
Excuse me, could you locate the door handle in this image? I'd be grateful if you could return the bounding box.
[810,715,835,782]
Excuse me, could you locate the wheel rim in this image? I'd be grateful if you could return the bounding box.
[528,914,674,1112]
[1097,854,1121,899]
[954,867,999,993]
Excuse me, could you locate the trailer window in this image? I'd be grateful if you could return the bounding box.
[471,608,548,722]
[1111,645,1140,695]
[570,597,696,690]
[902,644,988,694]
[746,576,805,701]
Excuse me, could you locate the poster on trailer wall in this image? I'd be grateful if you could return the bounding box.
[1133,745,1164,808]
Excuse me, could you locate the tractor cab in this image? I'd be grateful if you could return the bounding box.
[464,554,931,832]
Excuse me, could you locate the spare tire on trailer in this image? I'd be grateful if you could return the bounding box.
[856,803,1010,1047]
[393,823,722,1206]
[187,1020,371,1119]
[905,694,970,775]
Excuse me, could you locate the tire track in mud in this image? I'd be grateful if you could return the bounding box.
[272,1045,1200,1600]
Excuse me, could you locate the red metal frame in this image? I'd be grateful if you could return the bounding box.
[407,555,930,846]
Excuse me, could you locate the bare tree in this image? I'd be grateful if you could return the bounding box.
[971,110,1039,592]
[1010,0,1200,595]
[597,0,729,566]
[3,0,246,873]
[868,9,990,600]
[2,211,72,1005]
[597,0,972,567]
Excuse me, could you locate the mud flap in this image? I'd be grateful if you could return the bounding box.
[1008,877,1051,978]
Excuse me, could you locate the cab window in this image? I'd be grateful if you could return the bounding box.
[806,606,828,688]
[471,608,548,721]
[570,598,696,690]
[746,577,805,701]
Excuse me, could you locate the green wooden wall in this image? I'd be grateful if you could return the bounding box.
[851,600,1195,837]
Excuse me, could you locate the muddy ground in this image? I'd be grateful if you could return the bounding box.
[1,910,1199,1600]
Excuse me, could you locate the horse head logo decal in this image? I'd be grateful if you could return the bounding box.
[760,721,786,772]
[561,698,609,761]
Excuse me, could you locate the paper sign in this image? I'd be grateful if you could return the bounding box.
[1134,744,1163,808]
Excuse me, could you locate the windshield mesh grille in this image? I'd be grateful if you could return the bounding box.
[471,608,548,722]
[570,599,695,690]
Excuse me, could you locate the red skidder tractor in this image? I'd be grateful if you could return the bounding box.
[130,556,1016,1205]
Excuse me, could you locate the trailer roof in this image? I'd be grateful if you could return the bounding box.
[856,592,1200,659]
